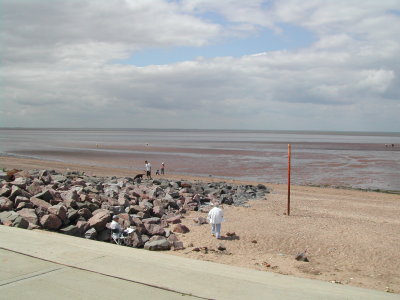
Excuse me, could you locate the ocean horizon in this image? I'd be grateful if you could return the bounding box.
[1,128,399,191]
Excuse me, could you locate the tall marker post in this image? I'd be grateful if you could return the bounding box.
[287,144,291,216]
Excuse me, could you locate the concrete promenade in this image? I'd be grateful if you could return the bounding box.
[0,226,398,300]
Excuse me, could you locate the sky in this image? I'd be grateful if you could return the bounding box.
[1,0,399,131]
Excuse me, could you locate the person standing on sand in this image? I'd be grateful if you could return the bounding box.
[145,160,152,180]
[160,162,165,175]
[207,202,224,239]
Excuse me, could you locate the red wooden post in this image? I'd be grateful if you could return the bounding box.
[288,144,291,216]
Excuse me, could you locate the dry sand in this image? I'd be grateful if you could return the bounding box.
[1,156,399,293]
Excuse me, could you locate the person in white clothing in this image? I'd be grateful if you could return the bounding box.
[144,160,152,179]
[207,202,224,239]
[110,215,123,239]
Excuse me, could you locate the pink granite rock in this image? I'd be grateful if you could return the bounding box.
[172,224,190,234]
[87,210,111,232]
[18,208,38,225]
[0,197,13,211]
[40,214,62,230]
[30,197,52,210]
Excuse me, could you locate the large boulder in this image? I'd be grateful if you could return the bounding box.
[0,197,13,211]
[59,225,80,236]
[87,210,111,232]
[17,208,38,225]
[144,238,171,251]
[0,185,11,197]
[144,223,165,236]
[48,204,68,224]
[40,214,62,230]
[0,211,29,228]
[33,190,54,202]
[30,197,52,210]
[9,186,31,201]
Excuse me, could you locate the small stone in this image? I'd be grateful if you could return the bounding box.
[295,252,309,262]
[217,244,226,251]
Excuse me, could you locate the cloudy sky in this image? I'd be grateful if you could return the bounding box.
[1,0,399,131]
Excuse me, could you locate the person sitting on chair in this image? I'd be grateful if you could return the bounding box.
[110,215,124,239]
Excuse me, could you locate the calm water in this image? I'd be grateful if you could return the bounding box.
[0,128,399,191]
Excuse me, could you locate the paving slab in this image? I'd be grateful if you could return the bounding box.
[0,226,398,300]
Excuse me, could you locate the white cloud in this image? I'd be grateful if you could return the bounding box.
[0,0,399,131]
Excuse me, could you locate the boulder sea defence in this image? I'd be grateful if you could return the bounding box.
[0,169,269,250]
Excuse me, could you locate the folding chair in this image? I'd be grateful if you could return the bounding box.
[110,229,128,245]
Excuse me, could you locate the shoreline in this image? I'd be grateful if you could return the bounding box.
[1,155,400,293]
[1,154,399,195]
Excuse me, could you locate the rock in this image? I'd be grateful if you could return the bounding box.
[9,186,31,201]
[26,180,43,196]
[144,223,165,236]
[0,197,14,211]
[217,244,226,251]
[142,217,161,224]
[30,197,52,210]
[52,174,67,183]
[166,215,182,224]
[193,216,207,225]
[130,232,144,248]
[84,228,97,239]
[172,224,190,234]
[14,196,30,206]
[97,229,111,242]
[226,232,236,237]
[152,205,165,217]
[144,238,171,251]
[17,208,38,225]
[48,204,68,224]
[33,190,53,202]
[67,208,79,222]
[0,211,29,228]
[40,214,62,230]
[78,208,93,220]
[0,185,11,197]
[76,220,90,235]
[172,241,184,250]
[59,225,80,236]
[87,210,111,232]
[295,253,309,262]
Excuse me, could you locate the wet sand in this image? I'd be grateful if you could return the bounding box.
[1,155,400,293]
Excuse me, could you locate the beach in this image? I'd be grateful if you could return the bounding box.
[1,155,399,294]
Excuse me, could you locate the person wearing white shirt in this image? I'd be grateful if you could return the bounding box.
[145,160,152,179]
[110,215,122,239]
[207,202,224,239]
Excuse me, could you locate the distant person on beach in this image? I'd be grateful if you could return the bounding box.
[207,202,224,239]
[145,160,152,179]
[160,162,165,175]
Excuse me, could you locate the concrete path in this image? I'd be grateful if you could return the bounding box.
[0,226,398,300]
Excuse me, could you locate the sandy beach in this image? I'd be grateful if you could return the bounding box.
[1,155,399,294]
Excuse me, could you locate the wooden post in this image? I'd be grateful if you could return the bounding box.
[287,144,291,216]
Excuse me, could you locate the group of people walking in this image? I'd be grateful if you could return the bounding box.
[144,160,165,179]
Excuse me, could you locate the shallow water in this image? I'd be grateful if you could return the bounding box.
[0,128,399,191]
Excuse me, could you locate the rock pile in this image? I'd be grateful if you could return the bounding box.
[0,169,269,250]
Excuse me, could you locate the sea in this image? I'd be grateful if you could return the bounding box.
[0,128,399,192]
